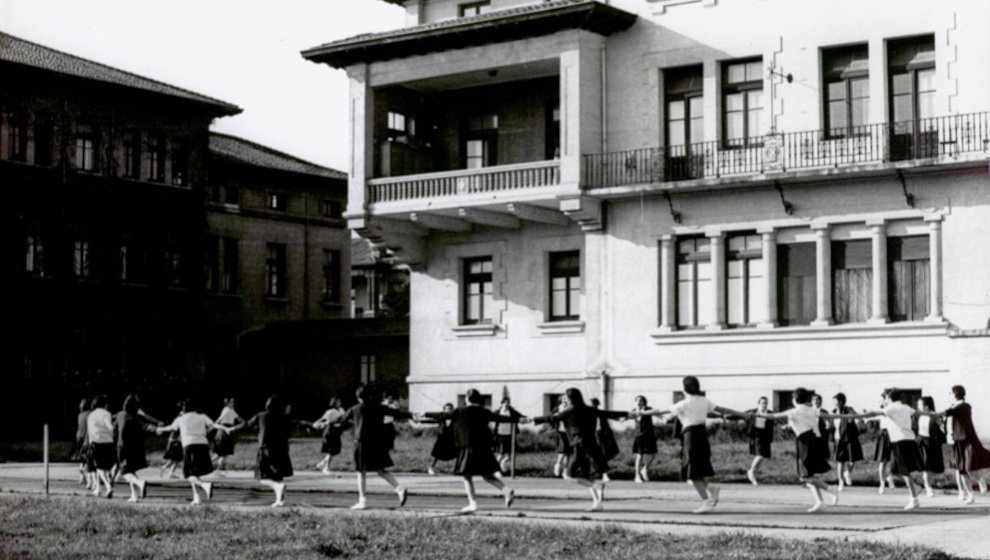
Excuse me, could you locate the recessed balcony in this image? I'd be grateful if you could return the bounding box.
[584,111,990,189]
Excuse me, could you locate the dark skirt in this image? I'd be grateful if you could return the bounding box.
[213,427,236,457]
[354,442,392,472]
[182,444,214,478]
[597,429,620,461]
[321,427,343,456]
[749,434,772,458]
[565,441,608,481]
[70,437,87,462]
[834,435,864,463]
[917,436,945,474]
[494,434,513,456]
[555,431,571,454]
[873,431,891,462]
[90,442,117,471]
[382,423,396,451]
[255,445,293,481]
[117,445,147,475]
[431,430,457,461]
[889,440,924,476]
[680,425,715,481]
[633,433,658,455]
[953,440,990,474]
[795,431,831,478]
[454,445,500,477]
[162,440,183,462]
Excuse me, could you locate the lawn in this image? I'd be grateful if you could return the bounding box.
[3,422,963,488]
[0,495,967,560]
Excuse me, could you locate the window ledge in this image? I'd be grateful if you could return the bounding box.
[451,324,500,338]
[649,320,948,344]
[208,292,242,300]
[264,296,289,304]
[536,320,585,335]
[321,300,344,309]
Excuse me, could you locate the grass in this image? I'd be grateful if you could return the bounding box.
[0,494,968,560]
[3,424,963,488]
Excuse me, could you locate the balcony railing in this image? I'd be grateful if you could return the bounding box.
[584,112,990,188]
[368,160,560,203]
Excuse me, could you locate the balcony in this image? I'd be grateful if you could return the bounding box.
[584,112,990,189]
[369,160,561,204]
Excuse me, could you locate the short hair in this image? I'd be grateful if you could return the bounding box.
[635,395,647,406]
[443,402,454,411]
[91,394,107,409]
[357,383,381,403]
[466,388,483,405]
[590,397,601,407]
[920,396,936,411]
[122,394,140,415]
[565,387,586,408]
[183,398,198,412]
[683,376,701,396]
[79,398,90,411]
[811,393,823,404]
[265,394,282,413]
[833,392,847,405]
[952,385,966,400]
[793,387,811,405]
[224,397,235,406]
[757,396,768,404]
[884,388,903,402]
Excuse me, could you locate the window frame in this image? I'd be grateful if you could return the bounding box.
[548,250,581,322]
[265,242,287,298]
[458,0,491,17]
[721,58,764,149]
[123,130,142,179]
[25,235,46,277]
[6,111,27,162]
[322,249,342,303]
[74,123,97,172]
[147,134,166,182]
[675,236,713,329]
[462,256,494,325]
[462,112,498,169]
[887,235,930,322]
[725,233,764,328]
[821,44,870,139]
[267,192,287,211]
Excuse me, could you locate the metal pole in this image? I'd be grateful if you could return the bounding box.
[510,422,516,479]
[43,424,50,496]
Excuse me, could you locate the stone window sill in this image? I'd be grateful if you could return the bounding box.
[649,320,947,344]
[536,320,585,335]
[451,324,500,338]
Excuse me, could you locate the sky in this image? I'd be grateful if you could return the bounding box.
[1,0,406,171]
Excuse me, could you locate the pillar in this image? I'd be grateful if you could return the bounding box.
[925,217,943,322]
[811,224,833,326]
[758,227,777,328]
[868,220,888,324]
[707,230,726,331]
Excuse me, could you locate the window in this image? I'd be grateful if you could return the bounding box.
[832,240,872,324]
[549,251,580,321]
[123,130,141,178]
[888,36,936,160]
[205,236,220,292]
[888,236,929,322]
[722,59,763,148]
[322,199,343,219]
[777,243,816,326]
[360,354,376,384]
[726,234,765,327]
[387,111,413,143]
[119,240,147,284]
[463,257,493,324]
[664,65,704,180]
[546,103,560,159]
[459,1,490,17]
[322,249,341,303]
[676,237,713,328]
[773,390,794,412]
[147,134,165,182]
[458,393,493,408]
[25,236,45,277]
[171,140,189,186]
[75,123,96,172]
[268,192,287,211]
[164,247,183,287]
[225,186,239,205]
[543,393,565,415]
[6,112,27,161]
[73,240,91,279]
[33,114,53,167]
[463,113,498,169]
[222,238,238,294]
[822,45,869,138]
[265,243,287,297]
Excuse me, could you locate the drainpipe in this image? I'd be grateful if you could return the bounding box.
[601,43,608,154]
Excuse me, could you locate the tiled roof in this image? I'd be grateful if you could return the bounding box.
[0,31,241,116]
[209,133,346,179]
[302,0,636,68]
[351,237,379,267]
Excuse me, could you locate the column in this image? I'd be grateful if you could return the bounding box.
[706,231,726,331]
[659,235,677,331]
[558,34,604,189]
[758,227,777,328]
[811,224,833,326]
[345,64,374,222]
[925,217,943,322]
[868,220,888,324]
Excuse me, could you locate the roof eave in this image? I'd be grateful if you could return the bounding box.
[301,1,637,69]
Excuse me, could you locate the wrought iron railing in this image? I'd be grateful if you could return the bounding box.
[368,160,560,203]
[583,112,990,188]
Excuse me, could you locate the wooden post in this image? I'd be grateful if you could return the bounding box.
[510,423,516,479]
[43,424,50,496]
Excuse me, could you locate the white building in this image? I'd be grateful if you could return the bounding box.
[303,0,990,430]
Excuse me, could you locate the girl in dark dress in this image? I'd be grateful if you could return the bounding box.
[421,390,518,512]
[71,399,92,487]
[424,403,457,475]
[212,397,244,473]
[493,397,520,474]
[590,398,619,482]
[160,401,185,479]
[340,384,411,510]
[630,395,657,483]
[871,393,896,494]
[313,397,346,474]
[831,392,863,491]
[917,385,990,504]
[915,396,945,497]
[231,395,307,507]
[744,396,774,485]
[552,395,571,478]
[115,394,158,502]
[811,394,832,473]
[530,388,627,511]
